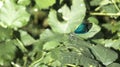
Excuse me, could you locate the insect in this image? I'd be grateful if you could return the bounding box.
[74,20,92,34]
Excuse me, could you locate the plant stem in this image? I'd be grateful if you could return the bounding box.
[16,38,28,52]
[90,12,120,16]
[29,52,46,67]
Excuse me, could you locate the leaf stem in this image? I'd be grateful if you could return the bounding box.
[29,52,46,67]
[16,38,28,52]
[66,64,77,67]
[90,12,120,16]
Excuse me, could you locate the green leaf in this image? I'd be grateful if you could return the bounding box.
[0,26,13,41]
[51,46,100,67]
[40,29,56,41]
[42,52,54,64]
[90,45,118,65]
[19,30,36,46]
[40,29,68,43]
[92,39,105,45]
[88,17,99,24]
[92,38,120,50]
[48,0,86,33]
[43,41,60,50]
[80,55,101,67]
[90,0,102,6]
[0,0,30,28]
[58,51,81,66]
[17,0,30,6]
[90,0,111,8]
[66,38,101,67]
[50,38,98,66]
[107,63,120,67]
[35,0,56,9]
[104,39,120,50]
[51,46,81,66]
[102,22,120,33]
[58,5,70,21]
[0,40,17,66]
[50,60,61,67]
[101,4,118,13]
[60,0,63,4]
[68,34,91,48]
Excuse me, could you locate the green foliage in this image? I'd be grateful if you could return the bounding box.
[17,0,30,6]
[48,0,86,33]
[35,0,56,9]
[19,30,36,46]
[107,63,120,67]
[90,45,118,65]
[102,22,120,33]
[0,0,30,29]
[0,40,17,66]
[101,4,118,13]
[90,0,102,6]
[1,0,120,67]
[0,26,13,41]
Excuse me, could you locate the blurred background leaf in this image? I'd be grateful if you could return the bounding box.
[0,40,17,66]
[0,27,13,41]
[17,0,30,6]
[0,0,30,28]
[35,0,56,9]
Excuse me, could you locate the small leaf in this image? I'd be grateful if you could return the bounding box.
[35,0,56,9]
[92,39,105,45]
[88,17,99,24]
[19,30,36,46]
[90,45,118,65]
[43,41,60,50]
[42,53,54,64]
[60,0,63,4]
